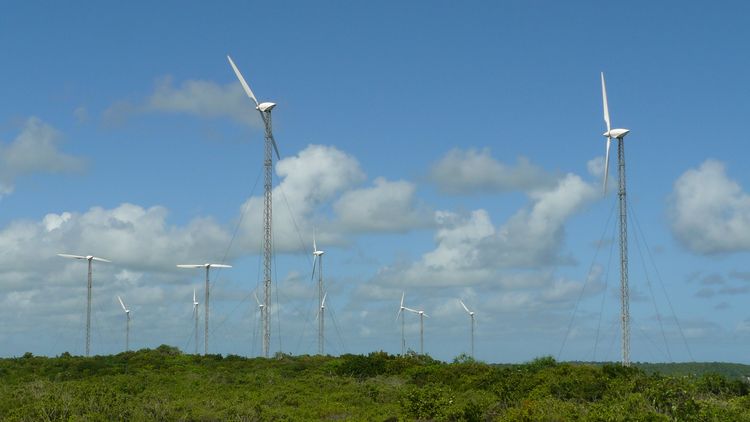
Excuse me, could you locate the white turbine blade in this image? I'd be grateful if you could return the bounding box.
[57,253,87,260]
[423,312,430,318]
[193,288,197,304]
[310,255,317,281]
[90,256,111,263]
[270,134,281,160]
[313,229,318,253]
[321,292,327,307]
[400,292,405,309]
[118,296,127,312]
[601,72,611,133]
[253,291,262,307]
[404,307,419,314]
[227,55,259,106]
[177,264,203,269]
[459,299,471,314]
[603,137,611,193]
[208,264,232,268]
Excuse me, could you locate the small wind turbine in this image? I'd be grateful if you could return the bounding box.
[600,72,632,366]
[252,290,265,355]
[310,231,326,355]
[459,299,475,359]
[405,307,429,355]
[192,288,199,355]
[117,296,130,352]
[176,263,232,355]
[57,253,111,357]
[395,292,407,355]
[228,55,280,358]
[317,292,328,355]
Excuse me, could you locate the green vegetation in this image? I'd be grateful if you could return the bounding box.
[1,346,750,421]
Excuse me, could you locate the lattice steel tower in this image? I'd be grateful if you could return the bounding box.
[228,55,281,358]
[601,72,631,366]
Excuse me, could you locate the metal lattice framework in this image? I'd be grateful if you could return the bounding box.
[262,110,274,358]
[617,137,630,366]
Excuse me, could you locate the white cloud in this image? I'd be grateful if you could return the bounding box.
[368,172,598,289]
[0,117,85,197]
[480,173,598,267]
[237,144,366,252]
[668,159,750,254]
[0,202,240,355]
[429,148,556,194]
[334,177,432,233]
[237,144,432,252]
[103,76,260,126]
[0,203,231,287]
[587,156,604,178]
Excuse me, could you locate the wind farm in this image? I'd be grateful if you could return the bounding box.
[2,2,750,419]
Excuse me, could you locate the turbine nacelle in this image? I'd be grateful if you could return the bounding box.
[257,102,276,112]
[603,128,630,139]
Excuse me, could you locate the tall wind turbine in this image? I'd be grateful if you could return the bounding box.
[117,296,130,352]
[395,292,407,355]
[228,55,280,358]
[57,253,111,357]
[600,72,632,366]
[192,288,199,355]
[177,263,232,355]
[459,299,475,359]
[311,231,325,355]
[405,307,429,355]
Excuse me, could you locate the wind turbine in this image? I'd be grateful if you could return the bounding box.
[459,299,475,359]
[117,296,130,352]
[57,253,111,357]
[405,307,429,355]
[600,72,632,366]
[192,288,199,355]
[311,231,325,355]
[176,263,232,355]
[252,290,265,355]
[228,54,280,358]
[395,292,407,355]
[317,292,328,355]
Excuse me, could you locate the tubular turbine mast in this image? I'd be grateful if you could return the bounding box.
[57,253,111,357]
[601,72,631,366]
[228,55,280,358]
[311,231,325,355]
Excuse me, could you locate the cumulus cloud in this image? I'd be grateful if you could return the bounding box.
[429,148,556,194]
[237,144,434,252]
[0,203,231,284]
[334,178,432,233]
[668,160,750,254]
[237,144,364,252]
[479,173,598,267]
[103,76,259,126]
[0,202,239,355]
[368,172,598,289]
[0,117,85,197]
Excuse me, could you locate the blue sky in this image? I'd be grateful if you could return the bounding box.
[2,1,750,363]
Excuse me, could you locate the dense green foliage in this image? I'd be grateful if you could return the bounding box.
[1,346,750,421]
